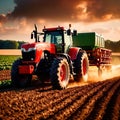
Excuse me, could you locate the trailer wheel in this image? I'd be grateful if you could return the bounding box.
[98,68,102,77]
[74,51,89,82]
[11,59,32,87]
[50,58,70,89]
[106,65,112,72]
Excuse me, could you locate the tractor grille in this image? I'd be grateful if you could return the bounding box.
[22,50,36,61]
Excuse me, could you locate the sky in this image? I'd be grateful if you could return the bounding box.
[0,0,120,42]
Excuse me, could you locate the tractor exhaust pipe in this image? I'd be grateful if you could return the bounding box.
[31,24,40,42]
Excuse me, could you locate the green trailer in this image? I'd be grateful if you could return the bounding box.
[73,32,105,50]
[73,32,112,76]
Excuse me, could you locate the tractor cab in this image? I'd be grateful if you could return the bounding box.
[43,26,73,53]
[31,24,77,54]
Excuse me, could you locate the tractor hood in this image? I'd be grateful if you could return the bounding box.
[21,42,56,54]
[21,42,56,63]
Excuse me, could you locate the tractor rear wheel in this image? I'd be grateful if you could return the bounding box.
[11,59,32,87]
[74,51,89,82]
[50,58,70,89]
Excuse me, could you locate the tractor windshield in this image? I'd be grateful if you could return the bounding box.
[44,31,63,45]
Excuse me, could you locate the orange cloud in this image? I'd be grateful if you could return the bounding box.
[7,0,119,22]
[0,0,120,41]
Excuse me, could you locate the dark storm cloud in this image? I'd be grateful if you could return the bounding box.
[9,0,120,22]
[10,0,81,21]
[0,14,7,23]
[86,0,120,20]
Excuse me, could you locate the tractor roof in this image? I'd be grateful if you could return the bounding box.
[43,26,64,32]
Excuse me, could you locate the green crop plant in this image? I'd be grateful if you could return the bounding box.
[0,55,21,70]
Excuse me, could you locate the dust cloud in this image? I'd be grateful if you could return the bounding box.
[68,64,120,88]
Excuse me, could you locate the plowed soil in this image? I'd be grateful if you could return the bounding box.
[0,69,120,120]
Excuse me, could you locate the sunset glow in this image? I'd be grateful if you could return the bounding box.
[0,0,120,42]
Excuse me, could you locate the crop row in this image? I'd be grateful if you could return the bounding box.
[0,55,21,70]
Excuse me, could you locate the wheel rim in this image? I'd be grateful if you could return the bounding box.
[83,59,87,75]
[60,64,66,81]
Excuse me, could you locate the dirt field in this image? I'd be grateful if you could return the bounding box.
[0,65,120,120]
[0,50,21,55]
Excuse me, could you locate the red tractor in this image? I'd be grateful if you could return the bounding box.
[11,25,89,89]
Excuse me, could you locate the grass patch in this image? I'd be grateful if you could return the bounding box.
[0,55,21,70]
[0,79,12,88]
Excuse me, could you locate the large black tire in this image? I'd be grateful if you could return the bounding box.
[50,58,70,89]
[11,59,32,87]
[36,59,49,83]
[74,51,89,82]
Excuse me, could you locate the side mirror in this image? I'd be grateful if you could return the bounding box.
[67,29,71,35]
[73,30,77,36]
[31,33,33,39]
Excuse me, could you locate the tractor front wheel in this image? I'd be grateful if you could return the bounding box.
[36,59,49,83]
[50,58,70,89]
[11,59,32,87]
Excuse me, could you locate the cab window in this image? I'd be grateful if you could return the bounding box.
[44,31,63,45]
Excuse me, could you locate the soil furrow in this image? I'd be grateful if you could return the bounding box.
[66,80,115,120]
[0,69,120,120]
[86,79,120,120]
[44,80,110,119]
[103,83,120,120]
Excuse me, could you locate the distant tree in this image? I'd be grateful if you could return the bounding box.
[0,40,25,49]
[105,40,120,52]
[8,40,19,49]
[18,41,26,49]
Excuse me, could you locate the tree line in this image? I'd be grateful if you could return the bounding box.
[0,40,25,49]
[0,39,120,52]
[105,40,120,52]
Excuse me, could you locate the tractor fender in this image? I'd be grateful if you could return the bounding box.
[68,47,82,61]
